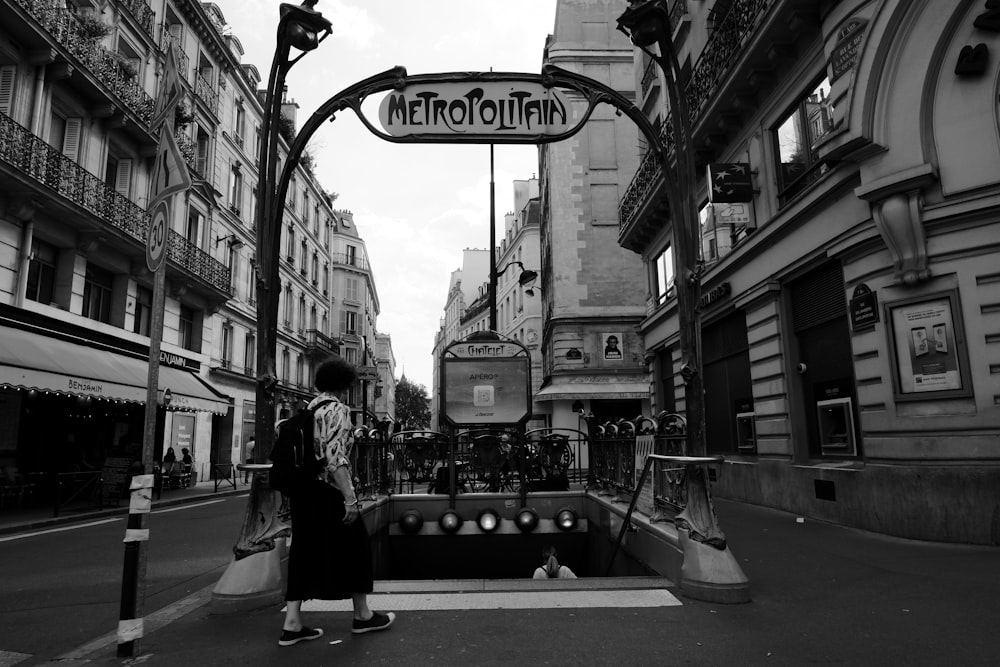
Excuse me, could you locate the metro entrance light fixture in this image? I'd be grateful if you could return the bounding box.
[280,1,333,54]
[615,0,669,48]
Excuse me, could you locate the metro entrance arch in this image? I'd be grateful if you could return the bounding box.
[215,0,744,619]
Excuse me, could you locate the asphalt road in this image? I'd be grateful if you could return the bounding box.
[0,493,249,664]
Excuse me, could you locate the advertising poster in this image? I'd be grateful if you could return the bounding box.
[602,332,623,360]
[890,297,962,393]
[442,358,529,425]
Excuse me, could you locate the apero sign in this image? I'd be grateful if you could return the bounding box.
[378,81,571,139]
[440,336,531,426]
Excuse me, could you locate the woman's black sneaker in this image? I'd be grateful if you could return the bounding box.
[278,626,324,646]
[352,612,396,634]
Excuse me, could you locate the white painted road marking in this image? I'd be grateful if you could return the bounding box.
[303,588,682,611]
[0,518,122,542]
[0,649,31,666]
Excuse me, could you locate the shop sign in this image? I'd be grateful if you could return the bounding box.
[699,282,731,309]
[711,202,753,227]
[378,81,571,139]
[707,163,753,203]
[159,351,193,369]
[849,283,879,331]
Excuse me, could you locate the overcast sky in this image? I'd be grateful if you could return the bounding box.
[217,1,558,391]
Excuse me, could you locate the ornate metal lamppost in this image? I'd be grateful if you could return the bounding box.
[616,0,705,457]
[616,1,731,551]
[213,1,332,611]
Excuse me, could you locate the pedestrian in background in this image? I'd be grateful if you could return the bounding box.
[244,436,255,484]
[279,355,395,647]
[532,546,577,579]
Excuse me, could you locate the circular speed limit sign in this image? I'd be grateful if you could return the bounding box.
[146,200,169,272]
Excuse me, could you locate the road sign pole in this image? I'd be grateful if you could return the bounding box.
[118,198,170,657]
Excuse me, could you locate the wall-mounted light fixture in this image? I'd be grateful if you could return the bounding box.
[491,260,540,326]
[215,233,244,249]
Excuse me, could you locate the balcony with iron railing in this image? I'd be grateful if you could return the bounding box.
[119,0,155,40]
[330,252,370,271]
[619,0,775,243]
[11,0,156,131]
[303,328,341,358]
[640,57,658,100]
[159,24,191,80]
[194,71,219,115]
[0,111,232,297]
[174,130,197,173]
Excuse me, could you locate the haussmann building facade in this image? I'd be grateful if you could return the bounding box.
[618,0,1000,544]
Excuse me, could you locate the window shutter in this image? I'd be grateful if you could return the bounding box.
[62,117,82,162]
[0,65,16,116]
[168,23,183,44]
[115,158,133,196]
[790,262,846,332]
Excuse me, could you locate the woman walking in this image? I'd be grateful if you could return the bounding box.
[279,356,395,646]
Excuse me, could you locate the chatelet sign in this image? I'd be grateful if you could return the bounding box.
[378,81,571,138]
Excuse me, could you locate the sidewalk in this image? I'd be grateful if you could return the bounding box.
[59,500,1000,664]
[9,486,999,665]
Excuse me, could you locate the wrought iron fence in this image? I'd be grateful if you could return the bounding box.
[195,71,218,115]
[119,0,155,40]
[587,413,687,500]
[13,0,155,128]
[159,25,190,79]
[386,427,588,496]
[352,426,394,500]
[0,112,232,294]
[618,0,772,231]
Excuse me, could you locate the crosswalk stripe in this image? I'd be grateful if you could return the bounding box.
[302,589,682,611]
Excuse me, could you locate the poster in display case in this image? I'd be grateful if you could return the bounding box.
[885,290,972,401]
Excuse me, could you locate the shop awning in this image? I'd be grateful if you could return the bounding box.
[534,375,650,402]
[0,326,231,415]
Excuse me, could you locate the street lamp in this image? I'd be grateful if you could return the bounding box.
[489,260,538,331]
[616,0,703,458]
[214,1,331,613]
[256,3,333,458]
[616,0,725,547]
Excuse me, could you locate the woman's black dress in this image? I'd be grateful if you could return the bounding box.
[284,479,373,601]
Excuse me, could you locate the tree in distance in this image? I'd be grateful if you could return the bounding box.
[396,375,430,429]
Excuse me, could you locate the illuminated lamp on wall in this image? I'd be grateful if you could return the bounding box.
[515,507,539,533]
[438,510,463,534]
[398,509,423,534]
[554,507,578,531]
[476,508,501,533]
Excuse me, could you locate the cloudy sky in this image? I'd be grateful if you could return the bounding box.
[216,1,558,391]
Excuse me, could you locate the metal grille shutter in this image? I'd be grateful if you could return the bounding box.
[790,262,846,332]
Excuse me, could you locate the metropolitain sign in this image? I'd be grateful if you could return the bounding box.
[378,81,571,139]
